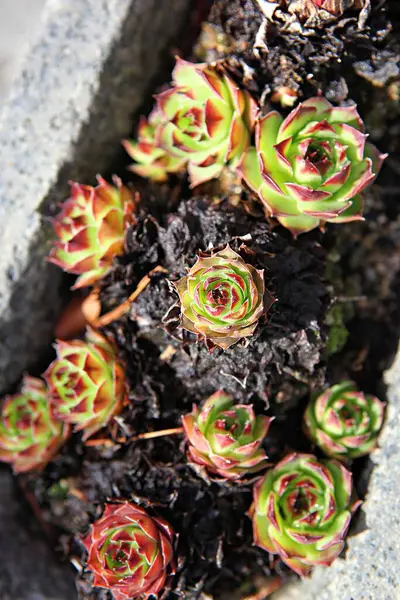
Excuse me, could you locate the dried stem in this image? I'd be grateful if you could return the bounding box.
[132,427,184,441]
[81,288,102,324]
[91,265,168,327]
[84,427,184,447]
[85,438,120,447]
[241,577,282,600]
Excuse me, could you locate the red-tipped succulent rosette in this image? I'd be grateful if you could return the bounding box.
[123,108,187,182]
[83,502,175,600]
[311,0,363,15]
[49,176,136,288]
[240,97,386,236]
[0,376,69,473]
[304,381,385,459]
[174,245,274,350]
[139,58,257,188]
[44,329,127,440]
[250,452,360,576]
[182,390,273,480]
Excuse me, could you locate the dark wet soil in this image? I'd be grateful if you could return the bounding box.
[18,1,400,598]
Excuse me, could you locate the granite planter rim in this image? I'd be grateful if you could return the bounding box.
[0,0,193,395]
[0,1,192,598]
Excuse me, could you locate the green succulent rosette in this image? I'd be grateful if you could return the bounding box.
[240,97,386,236]
[174,245,274,350]
[304,381,385,459]
[83,502,175,600]
[123,109,186,182]
[250,452,360,576]
[154,58,257,187]
[44,329,127,440]
[0,376,69,473]
[49,176,135,289]
[182,390,273,480]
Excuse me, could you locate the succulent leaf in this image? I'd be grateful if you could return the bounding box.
[44,329,127,440]
[123,109,187,182]
[239,97,386,236]
[0,376,69,473]
[182,390,273,480]
[250,453,359,576]
[128,59,257,187]
[83,502,175,600]
[174,245,274,350]
[49,176,136,288]
[304,381,385,459]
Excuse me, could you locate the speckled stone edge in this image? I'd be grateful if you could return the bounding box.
[0,0,191,393]
[271,344,400,600]
[0,466,77,600]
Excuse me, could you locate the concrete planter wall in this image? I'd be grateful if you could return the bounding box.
[0,1,191,597]
[0,2,398,599]
[0,0,191,395]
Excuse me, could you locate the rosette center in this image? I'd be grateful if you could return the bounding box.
[305,141,332,175]
[104,541,131,572]
[14,406,32,431]
[280,480,323,526]
[211,285,230,306]
[338,404,359,428]
[213,407,251,440]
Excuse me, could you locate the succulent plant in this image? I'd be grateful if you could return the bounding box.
[311,0,363,15]
[240,97,386,236]
[123,109,187,182]
[44,329,127,440]
[283,0,364,24]
[250,452,360,576]
[182,390,272,479]
[304,381,385,459]
[174,245,273,350]
[83,502,175,600]
[0,376,69,473]
[49,176,136,288]
[153,58,257,187]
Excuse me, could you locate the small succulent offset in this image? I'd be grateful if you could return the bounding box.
[174,245,273,350]
[0,376,69,473]
[129,58,257,188]
[49,176,135,288]
[250,452,360,576]
[44,329,127,440]
[123,109,187,182]
[182,390,272,479]
[304,381,385,459]
[240,97,386,236]
[83,502,175,600]
[311,0,364,15]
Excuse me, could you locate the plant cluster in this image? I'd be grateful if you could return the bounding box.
[124,58,257,188]
[240,98,385,235]
[182,390,273,479]
[83,502,175,600]
[0,376,69,473]
[174,245,274,350]
[304,381,385,459]
[44,328,128,440]
[0,55,388,599]
[49,176,136,288]
[251,452,361,576]
[126,59,385,236]
[0,330,126,472]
